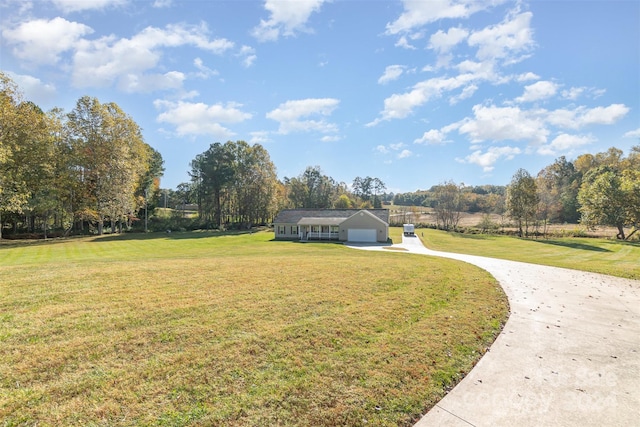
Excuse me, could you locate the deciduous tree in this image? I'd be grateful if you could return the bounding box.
[433,180,463,230]
[67,96,157,234]
[507,169,539,237]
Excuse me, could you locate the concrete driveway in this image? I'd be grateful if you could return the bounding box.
[348,235,640,426]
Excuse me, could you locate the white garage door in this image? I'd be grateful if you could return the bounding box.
[347,229,377,242]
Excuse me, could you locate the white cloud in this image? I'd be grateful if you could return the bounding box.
[459,146,521,172]
[375,145,389,154]
[3,19,235,92]
[432,102,629,165]
[458,104,549,145]
[623,128,640,139]
[559,86,606,101]
[193,57,218,79]
[516,72,539,82]
[395,36,416,50]
[2,17,93,65]
[119,71,185,93]
[252,0,327,42]
[449,83,478,104]
[72,23,234,90]
[7,72,57,106]
[375,142,412,159]
[386,0,503,35]
[367,73,476,125]
[2,0,33,16]
[515,80,558,103]
[320,135,341,142]
[378,65,405,84]
[546,104,629,129]
[545,108,577,129]
[579,104,629,126]
[154,99,251,138]
[429,26,469,53]
[153,0,172,7]
[414,129,447,145]
[266,98,340,134]
[537,133,595,156]
[51,0,127,13]
[238,45,257,67]
[468,11,534,63]
[249,131,271,144]
[398,149,413,159]
[561,87,585,101]
[455,59,498,80]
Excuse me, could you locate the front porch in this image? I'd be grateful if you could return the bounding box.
[297,218,341,241]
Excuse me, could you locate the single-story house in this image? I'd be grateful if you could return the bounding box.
[273,209,389,243]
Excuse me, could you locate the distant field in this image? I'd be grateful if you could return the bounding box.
[0,231,507,426]
[418,228,640,280]
[389,207,627,239]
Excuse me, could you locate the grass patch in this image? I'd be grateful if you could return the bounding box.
[0,231,507,426]
[387,226,403,245]
[419,228,640,280]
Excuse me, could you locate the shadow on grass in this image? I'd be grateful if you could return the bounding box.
[600,239,640,248]
[93,229,260,242]
[530,239,612,252]
[0,233,107,249]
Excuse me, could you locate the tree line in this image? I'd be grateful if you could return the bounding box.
[392,146,639,240]
[393,185,507,215]
[2,72,637,239]
[507,147,639,240]
[1,72,388,236]
[0,72,163,238]
[170,156,388,230]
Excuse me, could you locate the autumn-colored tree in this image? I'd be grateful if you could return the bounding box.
[67,97,158,234]
[578,146,640,240]
[0,74,57,237]
[507,169,539,237]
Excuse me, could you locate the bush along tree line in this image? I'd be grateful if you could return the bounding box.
[0,73,164,239]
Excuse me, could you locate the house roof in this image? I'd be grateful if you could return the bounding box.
[297,217,344,226]
[274,209,389,224]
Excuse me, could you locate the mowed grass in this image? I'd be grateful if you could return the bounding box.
[0,231,507,426]
[420,228,640,280]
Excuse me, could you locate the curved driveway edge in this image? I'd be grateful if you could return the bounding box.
[347,235,640,426]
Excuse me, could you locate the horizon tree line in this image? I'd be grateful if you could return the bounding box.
[1,72,638,239]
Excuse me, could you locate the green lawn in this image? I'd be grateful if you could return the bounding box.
[418,228,640,280]
[0,231,507,426]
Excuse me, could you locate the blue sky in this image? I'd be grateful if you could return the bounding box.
[1,0,638,192]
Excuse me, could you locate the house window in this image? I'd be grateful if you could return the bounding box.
[311,225,319,232]
[291,226,298,234]
[321,225,329,233]
[278,225,285,234]
[331,226,339,233]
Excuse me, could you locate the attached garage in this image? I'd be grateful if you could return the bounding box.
[347,228,377,243]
